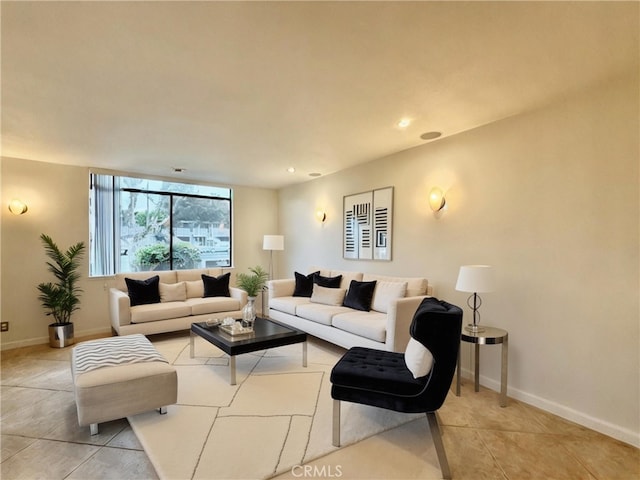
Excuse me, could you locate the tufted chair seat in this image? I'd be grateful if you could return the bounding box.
[330,297,463,479]
[331,347,427,398]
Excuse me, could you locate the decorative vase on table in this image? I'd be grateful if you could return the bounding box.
[242,297,257,330]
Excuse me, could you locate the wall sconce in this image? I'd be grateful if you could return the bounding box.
[429,188,446,212]
[8,199,28,215]
[316,210,327,223]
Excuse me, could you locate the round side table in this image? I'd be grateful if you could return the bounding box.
[455,326,508,407]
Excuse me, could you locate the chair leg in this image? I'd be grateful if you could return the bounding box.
[436,411,446,435]
[426,412,451,480]
[332,399,341,447]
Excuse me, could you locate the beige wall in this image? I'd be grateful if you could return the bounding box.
[1,158,278,346]
[277,74,639,446]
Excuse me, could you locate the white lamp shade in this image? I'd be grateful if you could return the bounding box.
[455,265,496,293]
[263,235,284,251]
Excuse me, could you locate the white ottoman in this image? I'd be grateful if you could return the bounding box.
[71,334,177,435]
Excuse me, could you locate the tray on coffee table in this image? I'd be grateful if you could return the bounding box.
[219,323,255,337]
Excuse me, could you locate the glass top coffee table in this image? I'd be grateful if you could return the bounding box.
[190,317,307,385]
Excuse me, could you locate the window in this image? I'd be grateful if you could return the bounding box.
[90,174,232,277]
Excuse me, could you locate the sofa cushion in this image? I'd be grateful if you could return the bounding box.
[309,268,364,289]
[159,282,187,303]
[125,275,161,306]
[187,297,241,315]
[313,273,342,288]
[130,302,191,323]
[296,303,353,326]
[311,285,347,306]
[329,270,364,288]
[371,281,408,313]
[404,337,434,379]
[362,274,428,297]
[116,271,176,292]
[176,268,210,282]
[269,296,311,315]
[186,280,204,299]
[202,273,231,297]
[293,271,319,297]
[331,310,387,343]
[343,280,377,312]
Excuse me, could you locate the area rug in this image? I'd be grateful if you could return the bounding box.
[127,333,421,480]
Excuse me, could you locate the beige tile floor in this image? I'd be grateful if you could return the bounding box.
[1,333,639,480]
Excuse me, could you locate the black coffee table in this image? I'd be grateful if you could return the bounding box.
[190,317,307,385]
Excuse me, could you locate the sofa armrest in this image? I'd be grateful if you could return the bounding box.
[385,295,430,352]
[229,287,248,307]
[109,288,131,332]
[268,279,295,299]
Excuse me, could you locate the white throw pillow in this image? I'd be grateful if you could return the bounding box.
[371,281,408,313]
[404,337,434,379]
[185,280,204,299]
[310,285,346,306]
[159,282,187,303]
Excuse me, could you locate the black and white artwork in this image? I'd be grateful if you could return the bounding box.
[343,187,393,261]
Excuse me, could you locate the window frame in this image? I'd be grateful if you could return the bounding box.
[89,172,233,277]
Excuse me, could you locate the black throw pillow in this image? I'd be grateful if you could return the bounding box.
[202,272,231,297]
[125,275,161,306]
[343,280,377,312]
[293,271,320,297]
[313,273,342,288]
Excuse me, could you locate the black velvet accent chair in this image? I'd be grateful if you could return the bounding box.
[330,297,463,479]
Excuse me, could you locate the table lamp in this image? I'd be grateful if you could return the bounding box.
[455,265,496,333]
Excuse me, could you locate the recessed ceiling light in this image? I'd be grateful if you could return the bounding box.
[309,172,322,177]
[287,167,296,173]
[420,131,442,140]
[397,118,411,129]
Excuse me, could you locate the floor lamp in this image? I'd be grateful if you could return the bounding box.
[263,235,284,280]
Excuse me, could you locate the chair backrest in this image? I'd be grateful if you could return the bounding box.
[410,297,463,411]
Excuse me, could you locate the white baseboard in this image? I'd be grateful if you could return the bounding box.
[1,336,49,351]
[458,367,640,448]
[1,327,113,351]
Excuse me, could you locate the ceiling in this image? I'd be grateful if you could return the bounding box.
[2,1,637,189]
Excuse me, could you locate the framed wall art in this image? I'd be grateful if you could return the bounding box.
[343,186,393,261]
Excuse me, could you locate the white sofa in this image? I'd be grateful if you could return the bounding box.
[109,268,247,336]
[267,268,433,352]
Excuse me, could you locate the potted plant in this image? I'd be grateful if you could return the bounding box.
[236,266,269,328]
[37,234,86,348]
[236,265,269,297]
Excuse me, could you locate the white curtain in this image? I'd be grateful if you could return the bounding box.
[89,174,116,276]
